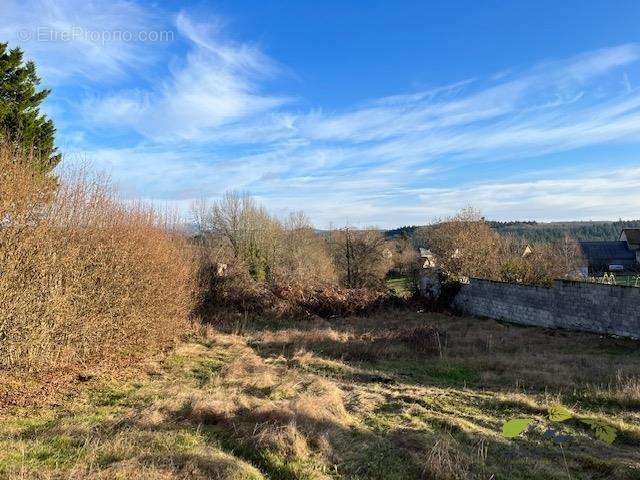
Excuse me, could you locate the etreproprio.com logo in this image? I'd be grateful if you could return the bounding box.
[16,26,174,44]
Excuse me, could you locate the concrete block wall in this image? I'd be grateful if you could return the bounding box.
[452,278,640,339]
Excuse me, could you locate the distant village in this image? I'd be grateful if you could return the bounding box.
[414,226,640,279]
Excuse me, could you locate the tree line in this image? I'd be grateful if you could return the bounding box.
[388,220,640,245]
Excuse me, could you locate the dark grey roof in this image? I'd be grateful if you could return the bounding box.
[578,241,635,262]
[621,228,640,245]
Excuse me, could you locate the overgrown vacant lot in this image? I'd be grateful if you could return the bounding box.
[2,311,639,479]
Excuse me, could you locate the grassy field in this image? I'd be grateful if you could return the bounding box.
[386,276,414,298]
[1,311,639,479]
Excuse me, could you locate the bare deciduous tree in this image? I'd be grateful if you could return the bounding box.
[328,227,392,288]
[427,207,501,281]
[193,192,280,281]
[192,193,336,286]
[280,211,337,286]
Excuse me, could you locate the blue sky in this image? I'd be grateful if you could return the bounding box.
[2,0,640,227]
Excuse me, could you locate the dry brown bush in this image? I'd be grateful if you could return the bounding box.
[197,277,400,327]
[427,208,502,281]
[423,208,584,286]
[497,234,584,286]
[272,283,398,317]
[193,240,399,322]
[0,147,198,402]
[191,194,410,323]
[192,193,348,320]
[195,261,273,316]
[278,211,337,287]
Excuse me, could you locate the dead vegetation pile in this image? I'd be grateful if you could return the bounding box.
[191,191,410,322]
[273,282,402,317]
[195,264,403,322]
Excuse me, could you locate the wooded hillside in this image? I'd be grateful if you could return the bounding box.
[387,220,640,244]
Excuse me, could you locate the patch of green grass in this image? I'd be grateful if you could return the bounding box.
[340,434,424,480]
[95,450,127,468]
[165,353,190,368]
[0,414,56,437]
[360,358,479,387]
[426,364,479,384]
[293,356,357,379]
[0,434,88,472]
[386,276,413,298]
[364,405,409,432]
[88,385,134,407]
[174,431,203,451]
[26,435,85,466]
[0,446,25,474]
[191,358,224,386]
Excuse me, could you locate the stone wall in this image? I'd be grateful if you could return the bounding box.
[452,278,640,339]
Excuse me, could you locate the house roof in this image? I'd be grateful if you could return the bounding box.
[621,228,640,245]
[419,247,434,257]
[578,241,635,263]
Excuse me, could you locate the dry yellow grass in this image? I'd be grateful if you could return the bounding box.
[424,432,470,480]
[246,311,640,479]
[0,330,350,479]
[1,311,640,479]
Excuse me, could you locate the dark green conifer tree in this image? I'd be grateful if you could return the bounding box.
[0,42,60,173]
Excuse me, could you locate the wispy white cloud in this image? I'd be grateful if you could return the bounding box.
[0,0,168,82]
[75,41,640,226]
[83,12,290,142]
[410,166,640,223]
[292,44,640,163]
[15,0,640,226]
[226,163,640,228]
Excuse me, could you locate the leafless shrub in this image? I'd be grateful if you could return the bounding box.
[0,146,198,403]
[498,234,584,286]
[192,193,343,319]
[427,207,501,281]
[193,192,281,283]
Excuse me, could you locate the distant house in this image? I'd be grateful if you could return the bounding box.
[620,228,640,248]
[620,229,640,265]
[578,229,640,275]
[419,247,437,268]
